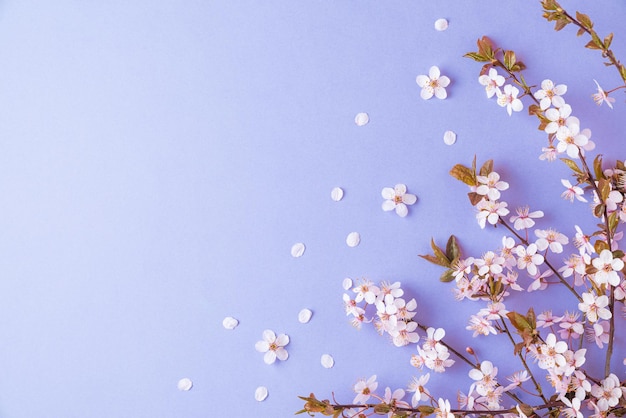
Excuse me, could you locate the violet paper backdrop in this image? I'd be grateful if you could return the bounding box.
[0,1,624,417]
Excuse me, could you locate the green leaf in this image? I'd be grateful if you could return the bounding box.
[576,11,593,29]
[609,211,620,234]
[554,17,570,31]
[463,52,490,62]
[419,254,449,268]
[560,158,584,175]
[585,40,602,50]
[594,203,606,218]
[440,269,455,283]
[506,311,532,333]
[594,154,605,179]
[431,238,451,267]
[598,178,611,202]
[604,32,614,48]
[445,235,460,262]
[503,50,516,71]
[418,406,436,417]
[526,307,536,329]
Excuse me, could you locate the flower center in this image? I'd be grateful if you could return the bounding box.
[394,195,403,204]
[269,342,278,351]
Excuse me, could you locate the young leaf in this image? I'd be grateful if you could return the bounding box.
[445,235,460,262]
[506,311,531,333]
[479,159,494,177]
[450,164,476,186]
[593,154,605,179]
[430,238,451,267]
[464,52,490,62]
[440,269,455,283]
[604,32,614,48]
[504,50,516,71]
[419,254,450,268]
[560,158,584,175]
[575,11,593,29]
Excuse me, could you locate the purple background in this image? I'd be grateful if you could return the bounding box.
[0,1,625,417]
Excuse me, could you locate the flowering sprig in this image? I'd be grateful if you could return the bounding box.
[299,3,626,417]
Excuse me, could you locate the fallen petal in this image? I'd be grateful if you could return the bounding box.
[354,112,369,126]
[255,386,269,401]
[331,187,344,201]
[177,378,193,391]
[222,316,239,330]
[291,243,306,258]
[321,354,335,368]
[346,232,361,247]
[298,308,313,323]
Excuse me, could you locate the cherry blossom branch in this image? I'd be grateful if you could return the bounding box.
[498,217,582,302]
[499,318,549,405]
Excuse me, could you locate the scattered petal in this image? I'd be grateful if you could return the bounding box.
[255,386,269,402]
[222,316,239,330]
[354,112,369,126]
[346,232,361,247]
[331,187,344,201]
[321,354,335,368]
[291,242,306,258]
[434,18,448,31]
[342,277,353,290]
[177,378,193,391]
[298,308,313,323]
[443,130,456,145]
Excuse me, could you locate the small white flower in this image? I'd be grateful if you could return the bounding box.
[591,249,624,287]
[592,79,615,109]
[578,292,611,323]
[382,184,417,217]
[353,375,378,404]
[416,66,450,100]
[254,330,289,364]
[533,79,567,110]
[561,179,587,202]
[496,84,523,115]
[478,68,505,98]
[476,171,509,200]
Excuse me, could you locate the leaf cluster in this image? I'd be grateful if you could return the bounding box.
[506,308,540,355]
[449,156,493,205]
[419,235,461,282]
[464,36,526,77]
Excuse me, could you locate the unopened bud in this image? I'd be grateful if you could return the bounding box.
[466,346,475,355]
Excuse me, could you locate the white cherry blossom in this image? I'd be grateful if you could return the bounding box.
[509,206,543,230]
[255,330,289,364]
[591,249,624,286]
[381,184,417,217]
[416,66,450,100]
[578,292,611,323]
[353,375,378,404]
[561,179,587,202]
[478,68,504,98]
[592,79,615,109]
[496,84,523,115]
[533,79,567,110]
[476,171,509,200]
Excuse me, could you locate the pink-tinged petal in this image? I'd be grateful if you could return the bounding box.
[262,329,276,343]
[275,347,289,361]
[382,200,396,211]
[381,187,395,199]
[434,87,447,99]
[468,369,483,381]
[394,184,407,194]
[429,66,440,79]
[264,351,277,364]
[416,75,429,87]
[438,76,450,87]
[478,74,490,85]
[421,87,434,100]
[255,341,269,352]
[275,334,289,346]
[395,203,408,217]
[402,193,417,205]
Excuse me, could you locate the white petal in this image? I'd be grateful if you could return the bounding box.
[255,386,269,401]
[298,308,313,324]
[291,242,306,258]
[511,99,523,112]
[275,348,289,361]
[331,187,344,201]
[434,87,448,99]
[429,66,441,79]
[222,316,239,330]
[275,333,290,346]
[342,277,353,290]
[381,187,396,199]
[443,130,456,145]
[321,354,335,368]
[434,18,448,31]
[394,184,407,195]
[382,200,396,211]
[264,351,277,364]
[346,232,361,247]
[395,203,408,217]
[255,340,269,352]
[416,75,429,87]
[402,193,417,205]
[438,76,450,88]
[262,329,276,343]
[354,112,369,126]
[421,87,434,100]
[177,378,193,391]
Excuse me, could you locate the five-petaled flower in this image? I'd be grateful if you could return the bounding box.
[416,66,450,100]
[591,249,624,287]
[496,84,523,115]
[254,329,289,364]
[381,184,417,217]
[533,79,567,110]
[478,68,504,98]
[353,375,378,404]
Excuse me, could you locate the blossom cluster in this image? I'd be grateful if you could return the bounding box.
[343,278,420,347]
